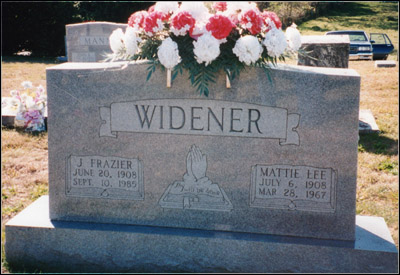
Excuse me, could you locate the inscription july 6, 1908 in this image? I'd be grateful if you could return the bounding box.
[66,155,144,200]
[250,164,337,212]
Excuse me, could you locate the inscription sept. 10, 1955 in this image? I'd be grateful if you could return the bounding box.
[66,155,144,200]
[250,164,337,212]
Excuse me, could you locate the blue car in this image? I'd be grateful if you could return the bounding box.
[325,30,394,60]
[370,33,394,60]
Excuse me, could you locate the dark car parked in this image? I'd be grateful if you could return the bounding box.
[325,30,394,60]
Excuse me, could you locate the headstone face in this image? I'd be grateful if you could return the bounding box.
[66,22,127,62]
[298,35,350,68]
[46,62,360,241]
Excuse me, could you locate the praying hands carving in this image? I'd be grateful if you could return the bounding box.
[185,145,207,182]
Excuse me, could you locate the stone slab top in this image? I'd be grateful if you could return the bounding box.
[66,22,127,27]
[375,60,397,68]
[359,109,380,133]
[46,61,360,77]
[301,35,350,44]
[46,61,131,70]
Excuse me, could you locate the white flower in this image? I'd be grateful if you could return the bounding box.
[179,2,210,23]
[154,2,179,14]
[232,35,263,65]
[286,23,302,51]
[109,28,125,54]
[124,27,141,56]
[263,27,287,57]
[157,37,181,69]
[190,22,207,38]
[226,2,257,14]
[21,81,33,89]
[24,95,36,110]
[10,90,19,97]
[171,22,192,36]
[193,32,220,66]
[9,98,20,108]
[36,85,45,94]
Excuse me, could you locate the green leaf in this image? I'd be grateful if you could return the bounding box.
[146,69,153,81]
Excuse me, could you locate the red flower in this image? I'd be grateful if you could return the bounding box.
[171,11,196,36]
[143,11,167,35]
[206,14,235,40]
[239,9,264,35]
[128,10,148,29]
[148,4,155,13]
[261,11,282,30]
[212,2,227,12]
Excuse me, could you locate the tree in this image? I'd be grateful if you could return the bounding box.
[1,1,154,56]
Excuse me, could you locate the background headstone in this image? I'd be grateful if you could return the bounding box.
[375,60,397,68]
[1,97,48,128]
[298,35,350,68]
[359,109,380,133]
[66,22,127,62]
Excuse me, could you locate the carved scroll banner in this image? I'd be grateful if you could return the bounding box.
[100,99,300,145]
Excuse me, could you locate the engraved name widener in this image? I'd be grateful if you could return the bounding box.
[100,99,300,145]
[250,164,337,212]
[66,155,144,200]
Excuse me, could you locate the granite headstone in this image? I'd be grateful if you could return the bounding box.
[298,35,350,68]
[44,62,359,241]
[375,60,397,68]
[5,61,398,272]
[66,22,127,62]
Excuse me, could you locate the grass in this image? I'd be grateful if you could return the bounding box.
[1,2,398,273]
[299,2,399,59]
[297,1,399,248]
[1,56,59,98]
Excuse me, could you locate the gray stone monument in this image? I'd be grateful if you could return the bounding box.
[298,35,350,68]
[66,22,127,62]
[359,109,380,133]
[5,61,398,272]
[375,60,397,68]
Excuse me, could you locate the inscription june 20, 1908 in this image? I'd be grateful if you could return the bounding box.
[66,155,144,200]
[250,164,337,212]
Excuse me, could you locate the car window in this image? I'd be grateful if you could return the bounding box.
[370,33,386,44]
[383,34,392,44]
[348,34,367,42]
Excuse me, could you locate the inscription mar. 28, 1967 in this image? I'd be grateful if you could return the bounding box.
[66,155,144,200]
[250,164,337,212]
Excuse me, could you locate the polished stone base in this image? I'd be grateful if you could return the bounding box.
[5,196,398,273]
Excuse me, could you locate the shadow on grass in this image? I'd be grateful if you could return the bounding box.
[327,2,378,17]
[2,55,61,65]
[359,132,398,156]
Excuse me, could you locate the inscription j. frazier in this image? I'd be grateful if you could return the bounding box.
[66,155,144,200]
[250,164,336,212]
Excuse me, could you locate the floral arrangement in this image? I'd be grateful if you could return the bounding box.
[8,81,47,132]
[107,2,302,96]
